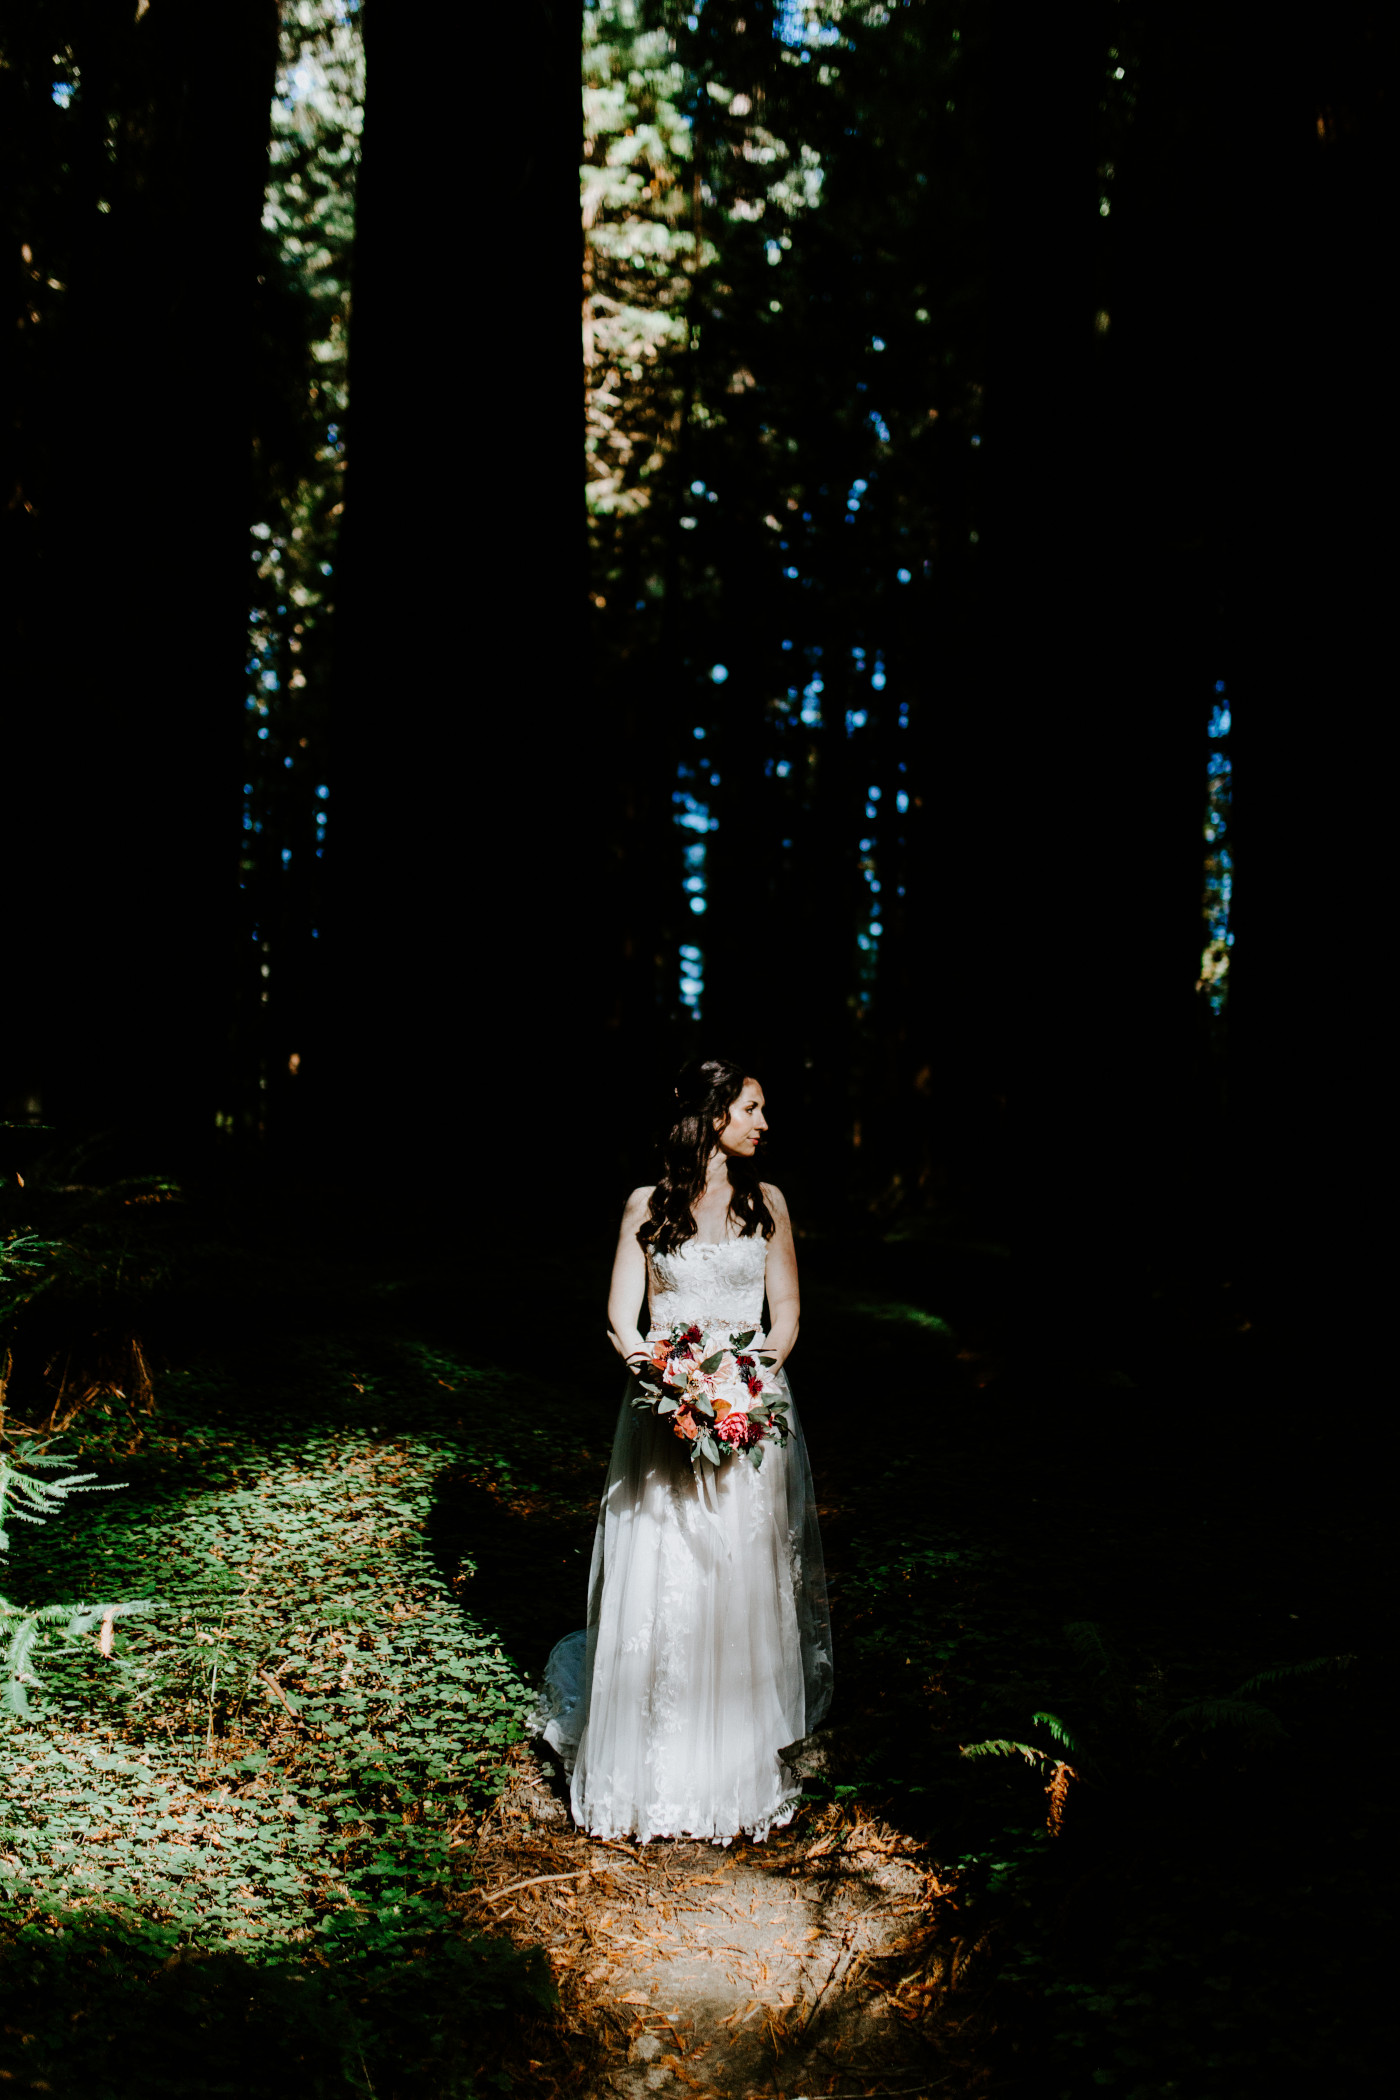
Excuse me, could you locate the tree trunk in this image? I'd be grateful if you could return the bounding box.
[318,1,588,1221]
[3,0,280,1175]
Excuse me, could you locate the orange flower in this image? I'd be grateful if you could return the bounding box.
[672,1405,701,1442]
[650,1339,671,1369]
[711,1398,733,1420]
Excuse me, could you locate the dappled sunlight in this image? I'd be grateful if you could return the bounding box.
[468,1749,981,2097]
[1,1406,529,1947]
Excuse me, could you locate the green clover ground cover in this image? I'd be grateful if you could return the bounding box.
[0,1346,575,2095]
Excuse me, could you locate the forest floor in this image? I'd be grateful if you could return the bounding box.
[0,1190,1392,2097]
[469,1747,959,2099]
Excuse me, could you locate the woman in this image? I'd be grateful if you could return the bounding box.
[534,1056,832,1844]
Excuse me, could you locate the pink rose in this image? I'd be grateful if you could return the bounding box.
[715,1409,761,1449]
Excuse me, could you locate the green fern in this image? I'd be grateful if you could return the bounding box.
[1234,1654,1356,1695]
[0,1435,151,1721]
[961,1714,1082,1768]
[0,1436,124,1555]
[1165,1696,1286,1740]
[3,1599,76,1718]
[1032,1710,1082,1755]
[1063,1619,1129,1711]
[961,1736,1054,1770]
[0,1230,67,1323]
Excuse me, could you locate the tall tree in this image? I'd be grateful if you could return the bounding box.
[316,0,586,1210]
[2,0,280,1170]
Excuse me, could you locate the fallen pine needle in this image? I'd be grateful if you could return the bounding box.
[789,2086,951,2098]
[473,1865,640,1904]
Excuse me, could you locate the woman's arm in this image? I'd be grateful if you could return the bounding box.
[761,1183,800,1367]
[606,1185,655,1369]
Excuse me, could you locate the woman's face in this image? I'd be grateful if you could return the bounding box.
[715,1078,768,1160]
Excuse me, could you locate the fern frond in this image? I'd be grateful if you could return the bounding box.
[1165,1697,1286,1740]
[11,1449,94,1473]
[1063,1620,1113,1667]
[3,1615,45,1716]
[1234,1654,1357,1695]
[1044,1759,1077,1835]
[1063,1620,1128,1709]
[0,1441,119,1557]
[1032,1710,1081,1754]
[960,1738,1051,1769]
[4,1599,79,1626]
[1,1592,152,1722]
[63,1598,154,1639]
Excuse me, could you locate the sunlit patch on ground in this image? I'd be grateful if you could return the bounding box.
[467,1749,982,2097]
[1,1403,532,1946]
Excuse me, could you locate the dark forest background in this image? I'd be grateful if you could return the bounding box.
[4,0,1386,1382]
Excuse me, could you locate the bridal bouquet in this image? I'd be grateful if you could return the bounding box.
[631,1322,790,1470]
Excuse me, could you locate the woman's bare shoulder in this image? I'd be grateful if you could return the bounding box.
[622,1184,656,1220]
[760,1181,791,1217]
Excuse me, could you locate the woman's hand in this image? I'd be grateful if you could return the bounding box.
[609,1327,652,1372]
[746,1330,790,1373]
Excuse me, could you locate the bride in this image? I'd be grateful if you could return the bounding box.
[534,1056,833,1844]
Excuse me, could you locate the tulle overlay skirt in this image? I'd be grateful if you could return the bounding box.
[534,1368,833,1844]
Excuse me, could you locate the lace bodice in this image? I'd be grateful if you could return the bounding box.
[647,1234,767,1335]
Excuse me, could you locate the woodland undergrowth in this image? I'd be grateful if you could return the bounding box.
[0,1310,577,2097]
[0,1196,1390,2098]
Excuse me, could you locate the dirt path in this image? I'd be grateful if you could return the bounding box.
[466,1750,969,2098]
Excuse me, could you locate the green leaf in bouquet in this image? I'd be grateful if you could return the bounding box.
[699,1352,725,1374]
[757,1354,777,1366]
[748,1446,765,1471]
[699,1434,721,1465]
[657,1397,679,1415]
[732,1330,757,1349]
[693,1394,715,1417]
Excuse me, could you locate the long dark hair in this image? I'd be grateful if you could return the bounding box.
[637,1056,775,1258]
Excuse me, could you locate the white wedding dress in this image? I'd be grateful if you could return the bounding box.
[534,1232,833,1844]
